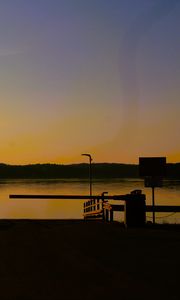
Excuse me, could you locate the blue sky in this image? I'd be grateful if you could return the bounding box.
[0,0,180,164]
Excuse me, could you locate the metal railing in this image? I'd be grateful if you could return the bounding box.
[10,190,180,225]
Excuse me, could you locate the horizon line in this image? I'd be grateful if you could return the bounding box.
[0,161,180,167]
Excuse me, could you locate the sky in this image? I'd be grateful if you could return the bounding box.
[0,0,180,165]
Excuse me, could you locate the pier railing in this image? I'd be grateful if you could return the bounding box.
[83,199,103,219]
[101,203,180,222]
[10,189,146,226]
[9,190,180,226]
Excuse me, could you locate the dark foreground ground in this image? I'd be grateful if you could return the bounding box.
[0,220,180,300]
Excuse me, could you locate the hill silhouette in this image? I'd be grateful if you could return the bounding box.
[0,163,179,179]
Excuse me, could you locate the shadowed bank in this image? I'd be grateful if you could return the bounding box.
[0,219,179,300]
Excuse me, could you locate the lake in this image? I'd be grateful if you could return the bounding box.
[0,178,180,223]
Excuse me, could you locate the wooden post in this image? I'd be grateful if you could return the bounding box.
[105,209,109,222]
[101,195,105,221]
[110,209,113,222]
[152,186,155,224]
[97,199,99,210]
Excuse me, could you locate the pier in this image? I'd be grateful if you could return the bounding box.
[7,189,180,299]
[9,189,180,226]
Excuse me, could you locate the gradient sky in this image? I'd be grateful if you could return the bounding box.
[0,0,180,164]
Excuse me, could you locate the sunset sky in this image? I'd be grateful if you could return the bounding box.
[0,0,180,165]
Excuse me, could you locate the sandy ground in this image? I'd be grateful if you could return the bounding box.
[0,220,179,300]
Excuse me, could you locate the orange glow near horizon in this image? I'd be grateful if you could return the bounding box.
[0,1,179,166]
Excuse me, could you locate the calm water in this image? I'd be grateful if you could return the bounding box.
[0,178,180,223]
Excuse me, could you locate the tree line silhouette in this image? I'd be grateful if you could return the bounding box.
[0,163,179,179]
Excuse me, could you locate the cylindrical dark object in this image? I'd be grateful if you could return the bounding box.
[124,195,146,227]
[105,209,109,222]
[110,210,113,222]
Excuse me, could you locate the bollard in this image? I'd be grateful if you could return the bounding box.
[124,191,146,227]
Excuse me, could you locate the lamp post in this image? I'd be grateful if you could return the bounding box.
[81,153,92,199]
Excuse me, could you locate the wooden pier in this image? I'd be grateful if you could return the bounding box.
[83,199,180,222]
[9,190,180,226]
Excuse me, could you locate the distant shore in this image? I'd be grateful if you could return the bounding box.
[0,219,179,299]
[0,162,180,179]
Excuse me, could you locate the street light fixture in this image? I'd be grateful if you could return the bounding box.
[81,153,92,199]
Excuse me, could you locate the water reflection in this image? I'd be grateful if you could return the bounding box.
[0,178,180,222]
